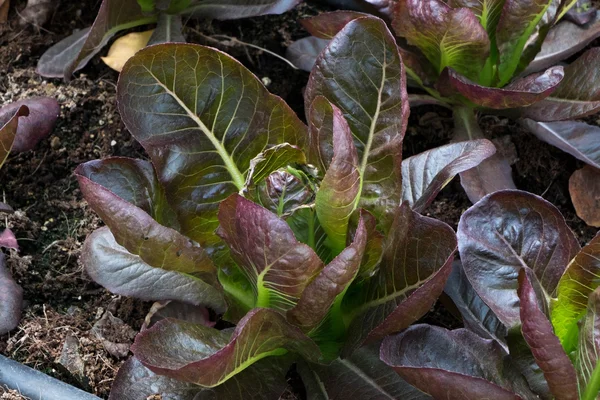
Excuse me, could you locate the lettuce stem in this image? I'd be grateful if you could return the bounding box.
[582,361,600,400]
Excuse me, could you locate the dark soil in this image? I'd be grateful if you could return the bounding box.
[0,0,598,399]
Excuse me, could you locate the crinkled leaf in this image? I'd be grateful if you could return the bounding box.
[249,169,314,217]
[82,227,226,311]
[453,107,516,203]
[287,216,367,331]
[496,0,556,85]
[118,43,307,259]
[576,288,600,400]
[569,165,600,227]
[458,190,581,329]
[0,253,22,335]
[300,11,368,39]
[143,300,214,330]
[521,119,600,168]
[148,13,186,46]
[342,203,456,353]
[517,269,579,400]
[355,209,384,280]
[245,144,306,187]
[444,260,508,349]
[183,0,301,20]
[551,232,600,354]
[314,101,360,253]
[0,97,59,152]
[286,205,331,262]
[392,0,490,81]
[305,16,408,230]
[0,105,28,169]
[298,344,430,400]
[526,14,600,74]
[442,66,564,109]
[38,0,155,79]
[401,139,496,213]
[381,324,535,399]
[521,49,600,121]
[286,36,329,72]
[110,355,290,400]
[216,194,323,312]
[132,308,320,387]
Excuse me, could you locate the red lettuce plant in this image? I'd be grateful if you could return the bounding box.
[0,97,59,334]
[77,15,498,399]
[291,1,600,204]
[36,0,302,79]
[381,189,600,400]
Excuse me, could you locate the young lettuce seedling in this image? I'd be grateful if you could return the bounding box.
[383,190,600,400]
[292,0,600,204]
[77,15,497,399]
[36,0,302,80]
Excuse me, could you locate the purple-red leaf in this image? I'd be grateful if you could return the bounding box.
[132,308,320,387]
[342,203,456,353]
[444,260,508,349]
[458,190,580,329]
[285,36,329,72]
[381,324,535,399]
[441,66,564,109]
[183,0,302,20]
[314,100,360,253]
[526,14,600,74]
[287,216,367,330]
[110,356,291,400]
[305,16,408,229]
[83,227,226,312]
[521,119,600,168]
[37,0,155,79]
[301,11,368,39]
[569,165,600,227]
[216,194,323,312]
[392,0,490,81]
[521,48,600,121]
[576,288,600,398]
[0,97,59,152]
[117,43,307,259]
[298,344,430,400]
[0,228,18,251]
[401,139,497,213]
[0,253,22,335]
[517,269,579,400]
[0,105,28,169]
[453,107,517,203]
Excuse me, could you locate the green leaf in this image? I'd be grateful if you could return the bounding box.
[342,203,457,354]
[305,16,408,231]
[245,144,306,187]
[496,0,555,85]
[132,308,320,387]
[449,0,506,40]
[518,268,580,400]
[248,168,314,217]
[392,0,490,81]
[287,215,367,331]
[551,233,600,354]
[117,43,307,260]
[314,99,361,254]
[577,288,600,400]
[216,194,323,312]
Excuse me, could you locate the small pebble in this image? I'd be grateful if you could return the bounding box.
[110,140,117,147]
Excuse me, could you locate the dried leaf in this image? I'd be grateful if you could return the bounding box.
[569,165,600,227]
[101,30,154,72]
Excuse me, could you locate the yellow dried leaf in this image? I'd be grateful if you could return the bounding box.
[101,30,154,72]
[0,0,10,24]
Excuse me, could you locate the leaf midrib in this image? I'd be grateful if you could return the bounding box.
[142,65,246,190]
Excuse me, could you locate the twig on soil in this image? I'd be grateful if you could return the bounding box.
[192,30,299,70]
